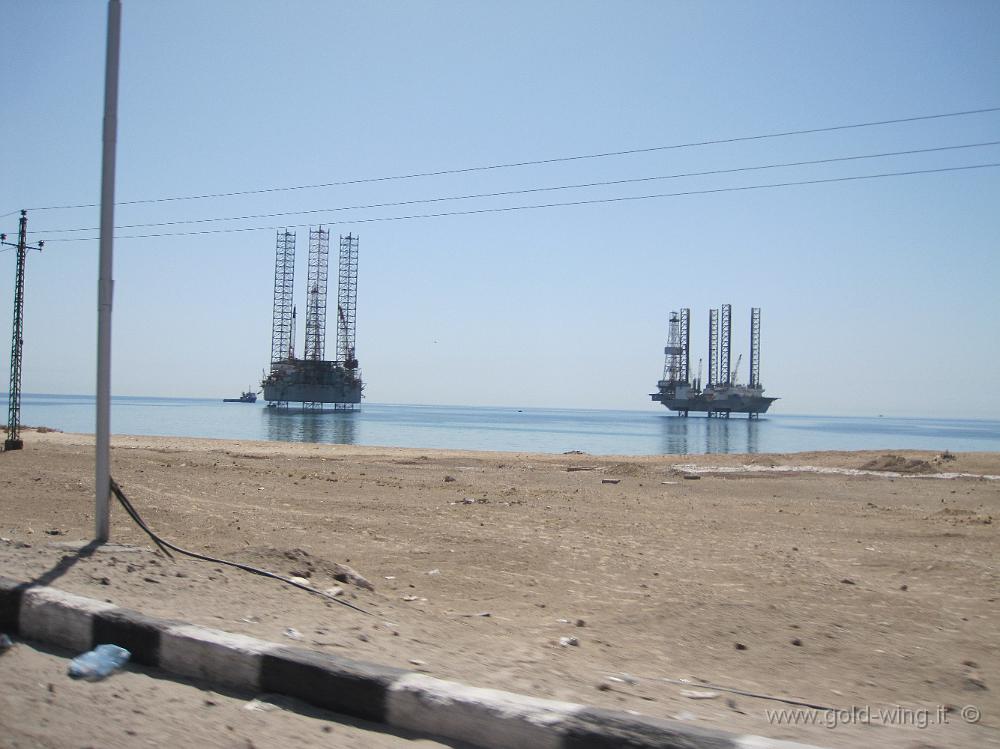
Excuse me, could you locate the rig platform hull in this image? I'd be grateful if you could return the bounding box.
[651,391,777,416]
[651,382,777,417]
[262,359,362,406]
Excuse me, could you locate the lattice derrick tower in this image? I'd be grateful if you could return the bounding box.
[336,233,359,369]
[662,308,690,385]
[270,229,296,368]
[304,226,330,361]
[749,307,761,389]
[662,311,682,383]
[679,308,690,384]
[720,303,732,387]
[707,308,719,388]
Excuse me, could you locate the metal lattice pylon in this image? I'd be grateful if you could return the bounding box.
[4,212,38,451]
[6,221,26,449]
[336,233,359,368]
[270,229,296,367]
[304,226,330,361]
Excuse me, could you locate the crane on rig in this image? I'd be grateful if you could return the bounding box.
[730,353,742,386]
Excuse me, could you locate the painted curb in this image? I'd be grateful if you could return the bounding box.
[0,576,824,749]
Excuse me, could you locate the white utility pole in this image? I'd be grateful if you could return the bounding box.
[96,0,121,543]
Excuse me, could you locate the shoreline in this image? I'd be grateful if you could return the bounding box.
[2,430,997,748]
[13,425,1000,464]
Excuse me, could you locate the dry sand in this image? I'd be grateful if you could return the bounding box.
[1,640,456,749]
[1,430,998,748]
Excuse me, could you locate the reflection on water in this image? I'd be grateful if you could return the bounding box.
[747,419,759,453]
[263,407,358,445]
[659,414,762,455]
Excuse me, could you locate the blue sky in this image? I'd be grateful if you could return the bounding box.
[2,1,999,417]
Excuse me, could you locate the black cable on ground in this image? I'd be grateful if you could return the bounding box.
[109,478,371,616]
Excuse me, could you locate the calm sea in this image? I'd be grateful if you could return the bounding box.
[11,393,1000,455]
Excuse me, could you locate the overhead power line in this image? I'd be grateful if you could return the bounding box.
[33,140,1000,235]
[14,105,1000,214]
[39,162,1000,243]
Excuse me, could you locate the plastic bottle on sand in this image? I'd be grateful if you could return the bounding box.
[68,644,131,680]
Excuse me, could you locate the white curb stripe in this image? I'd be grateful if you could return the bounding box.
[387,672,581,749]
[18,586,116,651]
[735,736,827,749]
[160,623,277,690]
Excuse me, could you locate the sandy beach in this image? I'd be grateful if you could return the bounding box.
[1,430,997,748]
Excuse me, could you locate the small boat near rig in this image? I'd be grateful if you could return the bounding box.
[223,389,258,403]
[651,305,777,418]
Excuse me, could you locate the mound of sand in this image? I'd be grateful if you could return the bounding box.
[859,454,934,473]
[603,461,646,477]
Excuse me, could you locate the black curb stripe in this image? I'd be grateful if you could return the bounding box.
[562,707,737,749]
[0,576,28,635]
[261,646,410,723]
[92,608,165,667]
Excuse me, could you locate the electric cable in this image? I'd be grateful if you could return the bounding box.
[109,477,372,615]
[39,161,1000,243]
[35,140,1000,235]
[15,104,1000,213]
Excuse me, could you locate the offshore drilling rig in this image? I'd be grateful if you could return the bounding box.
[261,227,362,409]
[650,305,777,417]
